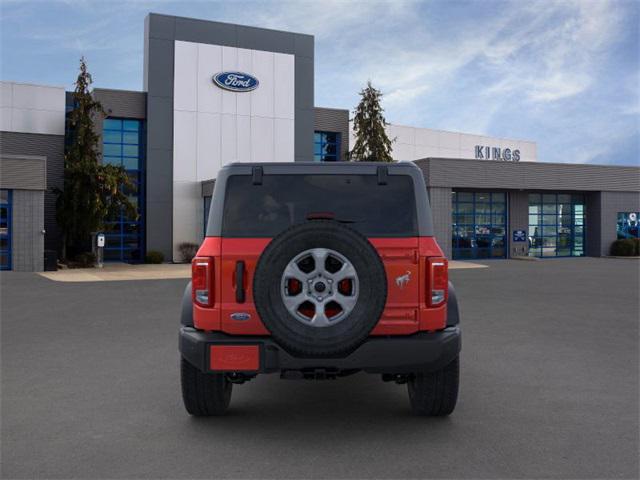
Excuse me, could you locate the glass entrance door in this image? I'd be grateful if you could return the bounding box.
[0,189,12,270]
[528,193,585,257]
[452,191,507,259]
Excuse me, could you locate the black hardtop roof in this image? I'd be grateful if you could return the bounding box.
[221,161,420,173]
[206,161,434,237]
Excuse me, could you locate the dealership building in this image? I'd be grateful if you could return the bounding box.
[1,13,639,271]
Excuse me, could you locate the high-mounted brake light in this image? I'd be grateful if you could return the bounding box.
[427,257,448,307]
[192,257,213,307]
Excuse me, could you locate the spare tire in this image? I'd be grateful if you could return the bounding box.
[253,220,387,357]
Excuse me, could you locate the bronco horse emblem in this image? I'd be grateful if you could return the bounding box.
[395,271,411,289]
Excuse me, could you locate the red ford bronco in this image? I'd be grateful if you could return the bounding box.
[180,162,461,416]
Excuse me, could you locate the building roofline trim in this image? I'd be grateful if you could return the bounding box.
[146,12,314,39]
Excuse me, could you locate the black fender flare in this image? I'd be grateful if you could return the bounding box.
[181,281,193,327]
[447,281,460,326]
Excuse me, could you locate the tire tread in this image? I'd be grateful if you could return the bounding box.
[408,356,459,416]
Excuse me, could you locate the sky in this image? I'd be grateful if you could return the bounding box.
[1,0,638,166]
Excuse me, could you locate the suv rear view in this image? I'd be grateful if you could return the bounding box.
[180,162,461,416]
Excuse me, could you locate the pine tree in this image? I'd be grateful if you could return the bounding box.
[55,57,135,261]
[349,81,394,162]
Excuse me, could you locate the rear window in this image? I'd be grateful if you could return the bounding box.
[221,174,417,237]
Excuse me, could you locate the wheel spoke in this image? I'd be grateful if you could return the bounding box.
[332,262,357,282]
[311,303,331,327]
[311,248,329,273]
[334,292,358,312]
[283,262,309,282]
[282,295,305,317]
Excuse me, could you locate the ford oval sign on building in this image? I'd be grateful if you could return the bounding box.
[212,72,259,92]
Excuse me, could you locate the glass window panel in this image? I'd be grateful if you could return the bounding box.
[543,194,557,203]
[122,156,139,170]
[491,246,506,258]
[456,192,473,202]
[475,214,491,224]
[123,120,140,131]
[542,204,556,214]
[314,132,321,142]
[572,194,585,203]
[476,203,490,214]
[529,205,540,215]
[103,144,121,156]
[491,226,506,236]
[542,226,557,236]
[324,132,337,143]
[123,223,140,235]
[557,248,571,256]
[491,204,505,214]
[122,145,138,157]
[528,225,541,236]
[105,236,121,248]
[574,225,584,235]
[0,190,8,203]
[122,131,139,145]
[476,248,490,258]
[0,237,8,249]
[103,118,122,130]
[123,235,139,248]
[314,154,322,162]
[476,193,490,203]
[491,193,506,203]
[557,234,571,248]
[559,214,573,227]
[456,203,474,214]
[323,143,337,155]
[528,214,539,225]
[451,191,457,202]
[492,215,505,225]
[103,222,120,232]
[542,214,557,224]
[455,249,473,259]
[103,130,121,143]
[314,144,322,155]
[558,194,571,203]
[103,156,121,166]
[528,193,541,205]
[104,250,122,261]
[456,214,474,225]
[558,204,572,216]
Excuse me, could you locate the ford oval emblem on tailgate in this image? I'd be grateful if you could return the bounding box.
[230,312,251,321]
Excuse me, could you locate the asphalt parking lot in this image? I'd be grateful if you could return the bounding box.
[1,258,638,479]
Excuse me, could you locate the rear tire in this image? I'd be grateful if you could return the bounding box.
[407,356,459,416]
[181,358,232,416]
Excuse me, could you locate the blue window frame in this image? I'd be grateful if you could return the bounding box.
[102,118,145,262]
[314,131,341,162]
[452,191,507,259]
[0,189,12,270]
[528,193,585,257]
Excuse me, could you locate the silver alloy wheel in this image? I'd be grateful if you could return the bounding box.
[280,248,359,327]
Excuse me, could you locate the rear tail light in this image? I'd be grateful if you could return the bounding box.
[427,257,448,307]
[192,257,213,307]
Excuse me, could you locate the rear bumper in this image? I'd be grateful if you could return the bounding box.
[179,326,461,375]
